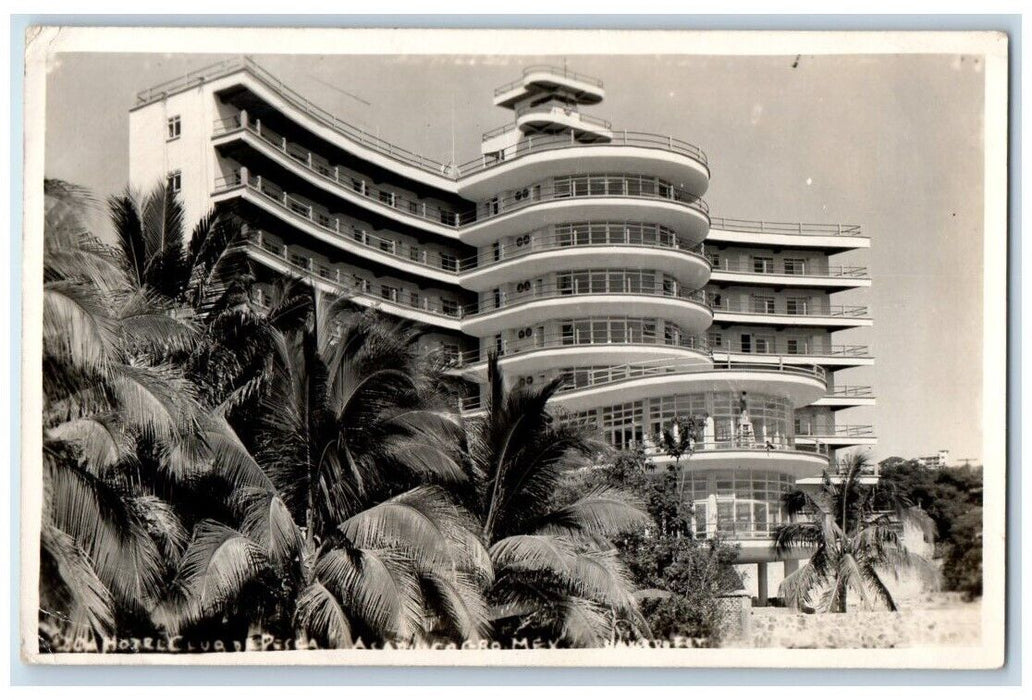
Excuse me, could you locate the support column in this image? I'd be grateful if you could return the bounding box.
[756,562,769,607]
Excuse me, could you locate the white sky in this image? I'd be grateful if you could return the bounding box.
[42,49,987,463]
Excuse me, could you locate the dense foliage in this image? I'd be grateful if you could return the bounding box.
[877,458,983,599]
[557,448,742,643]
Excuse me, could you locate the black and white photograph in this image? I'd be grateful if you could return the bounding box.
[19,26,1008,668]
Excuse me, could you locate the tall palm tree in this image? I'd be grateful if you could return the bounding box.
[464,355,652,646]
[41,179,205,645]
[169,288,492,647]
[772,452,937,613]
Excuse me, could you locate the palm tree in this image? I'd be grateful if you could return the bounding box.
[464,354,652,646]
[168,287,491,647]
[772,452,937,613]
[41,179,205,645]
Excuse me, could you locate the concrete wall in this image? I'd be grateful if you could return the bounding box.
[740,596,980,648]
[129,85,221,234]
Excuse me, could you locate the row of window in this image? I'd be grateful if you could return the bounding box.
[709,253,811,275]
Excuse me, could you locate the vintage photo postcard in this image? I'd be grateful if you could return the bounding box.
[19,26,1009,668]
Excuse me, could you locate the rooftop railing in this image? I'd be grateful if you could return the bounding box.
[140,57,706,181]
[493,64,605,97]
[709,216,863,237]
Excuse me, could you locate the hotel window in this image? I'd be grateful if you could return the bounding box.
[754,336,774,354]
[409,291,421,308]
[709,332,723,348]
[441,299,459,317]
[786,297,810,315]
[167,170,182,194]
[166,115,181,140]
[784,258,807,275]
[786,338,806,354]
[379,190,395,207]
[751,295,776,314]
[752,256,774,273]
[708,253,721,269]
[440,253,457,271]
[380,285,398,302]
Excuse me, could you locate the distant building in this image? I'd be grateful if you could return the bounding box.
[128,57,875,605]
[918,450,951,469]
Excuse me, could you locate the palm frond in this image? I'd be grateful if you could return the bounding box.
[295,581,354,648]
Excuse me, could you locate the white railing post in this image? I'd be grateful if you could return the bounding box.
[281,136,287,152]
[239,109,248,129]
[334,165,339,182]
[239,166,249,187]
[255,118,261,136]
[334,218,340,233]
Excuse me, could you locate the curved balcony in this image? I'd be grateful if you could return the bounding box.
[456,131,710,201]
[244,240,464,331]
[461,284,712,336]
[459,176,710,247]
[453,328,712,377]
[711,300,872,328]
[212,116,468,236]
[459,226,710,291]
[213,171,467,286]
[646,440,831,480]
[493,65,606,108]
[515,103,613,143]
[708,217,869,251]
[708,260,871,290]
[540,359,826,413]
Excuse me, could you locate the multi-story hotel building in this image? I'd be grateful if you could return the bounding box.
[129,57,875,603]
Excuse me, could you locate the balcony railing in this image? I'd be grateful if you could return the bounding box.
[457,130,709,177]
[548,358,825,395]
[708,260,869,278]
[212,125,710,230]
[482,123,518,142]
[213,117,467,227]
[457,225,707,272]
[826,385,874,397]
[710,300,869,318]
[458,360,826,413]
[465,282,710,318]
[709,216,863,237]
[244,239,465,320]
[450,325,711,368]
[214,170,470,274]
[214,168,710,279]
[493,64,605,97]
[514,103,612,130]
[796,425,876,439]
[712,343,871,358]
